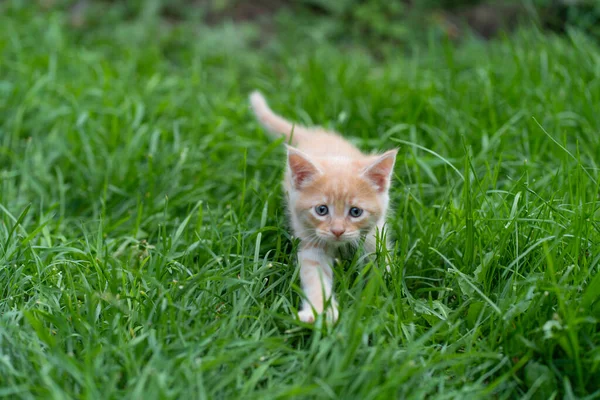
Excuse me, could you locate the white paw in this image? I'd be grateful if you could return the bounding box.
[385,263,391,274]
[326,306,339,324]
[383,254,393,275]
[298,309,315,323]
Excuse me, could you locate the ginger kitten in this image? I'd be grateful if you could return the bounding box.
[250,91,397,323]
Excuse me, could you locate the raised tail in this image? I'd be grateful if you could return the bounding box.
[249,91,305,145]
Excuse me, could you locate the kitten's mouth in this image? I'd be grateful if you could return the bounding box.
[328,235,357,244]
[316,231,359,245]
[317,233,345,243]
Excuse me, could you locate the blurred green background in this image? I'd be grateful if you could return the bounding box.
[39,0,600,50]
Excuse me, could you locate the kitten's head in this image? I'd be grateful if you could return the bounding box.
[286,146,397,246]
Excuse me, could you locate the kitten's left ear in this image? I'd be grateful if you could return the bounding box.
[362,149,398,193]
[286,145,323,188]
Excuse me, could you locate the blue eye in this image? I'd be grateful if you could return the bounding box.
[315,205,329,216]
[349,207,363,218]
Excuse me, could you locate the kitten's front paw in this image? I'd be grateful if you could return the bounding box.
[298,306,339,324]
[326,306,339,324]
[383,254,393,275]
[297,309,315,323]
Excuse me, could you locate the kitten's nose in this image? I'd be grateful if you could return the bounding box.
[330,227,345,237]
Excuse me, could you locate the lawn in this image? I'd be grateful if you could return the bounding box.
[1,3,600,399]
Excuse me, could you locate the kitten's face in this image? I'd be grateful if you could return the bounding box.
[293,174,385,245]
[286,148,396,246]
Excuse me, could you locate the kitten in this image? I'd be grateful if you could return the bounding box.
[250,91,397,323]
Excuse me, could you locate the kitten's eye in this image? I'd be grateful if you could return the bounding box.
[349,207,363,218]
[315,205,329,216]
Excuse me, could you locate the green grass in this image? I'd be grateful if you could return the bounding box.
[1,3,600,399]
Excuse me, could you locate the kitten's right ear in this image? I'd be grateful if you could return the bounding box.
[361,149,398,193]
[286,145,322,188]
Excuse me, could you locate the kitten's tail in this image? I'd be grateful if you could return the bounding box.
[249,91,305,145]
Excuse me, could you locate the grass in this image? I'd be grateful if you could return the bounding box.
[1,3,600,399]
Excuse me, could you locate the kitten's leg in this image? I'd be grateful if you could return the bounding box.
[297,244,339,323]
[365,221,392,273]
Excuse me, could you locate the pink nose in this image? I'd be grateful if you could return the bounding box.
[330,228,345,237]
